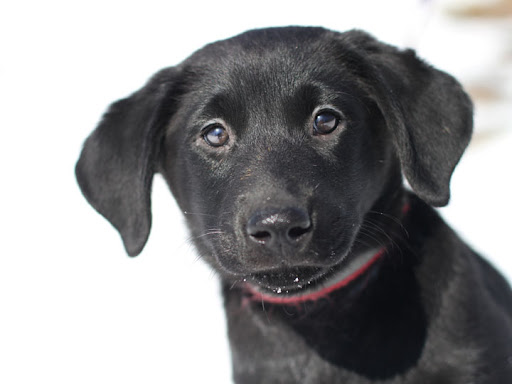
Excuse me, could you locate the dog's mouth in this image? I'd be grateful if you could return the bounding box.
[244,248,384,305]
[247,266,325,293]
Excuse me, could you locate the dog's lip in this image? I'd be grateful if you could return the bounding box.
[245,266,325,294]
[244,248,384,304]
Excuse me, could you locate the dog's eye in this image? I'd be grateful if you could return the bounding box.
[313,112,339,135]
[203,125,229,147]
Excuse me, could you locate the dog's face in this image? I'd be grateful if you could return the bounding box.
[76,27,472,296]
[161,30,398,292]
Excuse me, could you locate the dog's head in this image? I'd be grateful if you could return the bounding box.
[76,27,472,296]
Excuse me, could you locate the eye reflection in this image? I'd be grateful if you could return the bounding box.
[313,112,339,135]
[203,125,229,147]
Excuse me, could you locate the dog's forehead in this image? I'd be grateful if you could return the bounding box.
[181,28,364,125]
[184,28,358,88]
[188,26,336,64]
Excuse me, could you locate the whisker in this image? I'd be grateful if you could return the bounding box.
[194,230,224,239]
[366,210,409,238]
[362,221,403,258]
[230,280,238,290]
[362,219,396,246]
[357,228,388,250]
[182,211,217,217]
[359,213,414,264]
[352,237,375,249]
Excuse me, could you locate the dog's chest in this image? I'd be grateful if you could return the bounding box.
[223,288,482,384]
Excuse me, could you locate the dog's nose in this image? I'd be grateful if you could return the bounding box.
[246,207,312,249]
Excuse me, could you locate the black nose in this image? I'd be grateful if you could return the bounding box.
[246,207,312,249]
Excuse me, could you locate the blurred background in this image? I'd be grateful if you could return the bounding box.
[1,0,510,382]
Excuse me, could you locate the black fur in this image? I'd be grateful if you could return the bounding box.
[76,27,512,383]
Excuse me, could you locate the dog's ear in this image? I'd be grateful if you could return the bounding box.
[76,68,181,256]
[348,31,473,206]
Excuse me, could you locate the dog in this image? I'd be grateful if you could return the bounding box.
[76,27,512,383]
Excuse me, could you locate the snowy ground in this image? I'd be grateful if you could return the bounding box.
[1,0,510,383]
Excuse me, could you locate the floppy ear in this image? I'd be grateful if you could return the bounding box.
[76,68,181,256]
[348,31,473,206]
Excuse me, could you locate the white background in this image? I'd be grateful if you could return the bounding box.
[1,0,511,382]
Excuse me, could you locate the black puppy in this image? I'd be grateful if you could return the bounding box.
[76,27,512,383]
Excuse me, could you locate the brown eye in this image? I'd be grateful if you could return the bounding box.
[203,125,229,147]
[313,112,339,135]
